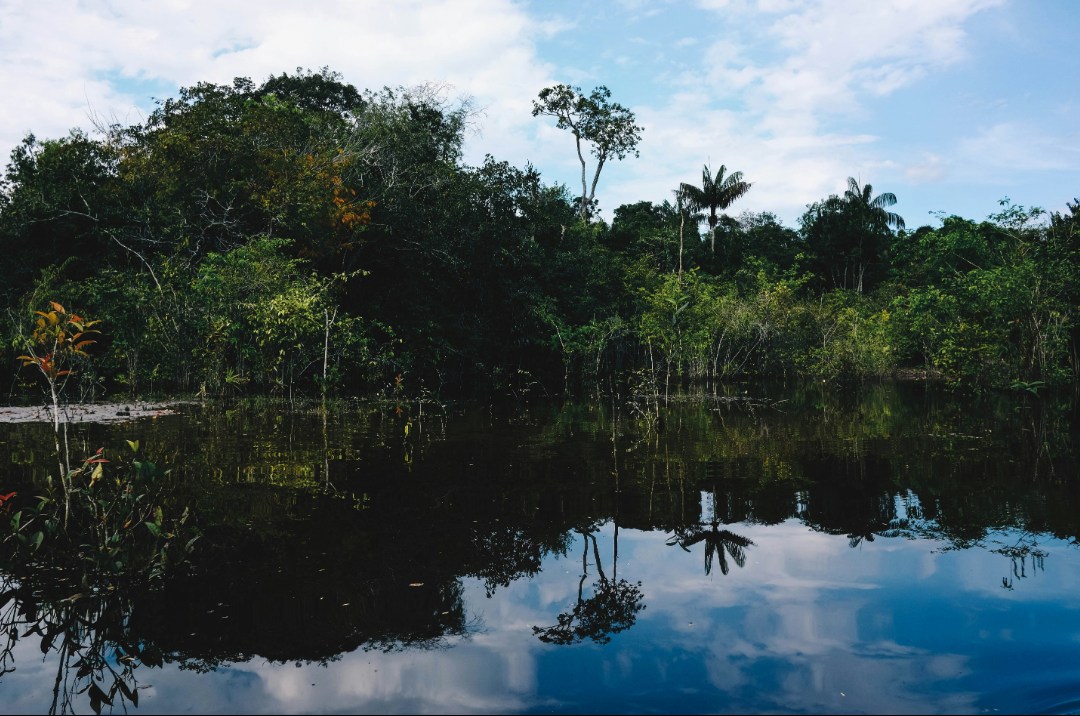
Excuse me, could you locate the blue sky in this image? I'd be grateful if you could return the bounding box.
[1,0,1077,227]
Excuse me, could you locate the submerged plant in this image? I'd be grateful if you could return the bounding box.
[3,440,199,586]
[16,302,101,528]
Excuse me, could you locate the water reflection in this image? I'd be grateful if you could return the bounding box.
[1,384,1080,712]
[532,527,644,645]
[0,576,149,715]
[668,522,754,577]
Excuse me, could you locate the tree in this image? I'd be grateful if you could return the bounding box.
[802,178,905,293]
[843,176,904,234]
[843,177,903,293]
[674,187,703,285]
[680,164,751,255]
[0,131,123,302]
[16,302,100,526]
[532,85,643,223]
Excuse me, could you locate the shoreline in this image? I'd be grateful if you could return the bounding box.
[0,401,190,424]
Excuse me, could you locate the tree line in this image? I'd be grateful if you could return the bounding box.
[1,68,1078,400]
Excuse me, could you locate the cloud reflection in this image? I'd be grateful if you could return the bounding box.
[4,519,1080,713]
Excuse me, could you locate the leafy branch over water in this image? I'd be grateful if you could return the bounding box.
[3,440,199,586]
[0,436,196,715]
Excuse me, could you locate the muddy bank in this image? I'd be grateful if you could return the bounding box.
[0,401,190,424]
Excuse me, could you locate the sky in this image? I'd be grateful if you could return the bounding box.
[1,0,1077,228]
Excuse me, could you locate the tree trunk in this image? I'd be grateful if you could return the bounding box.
[678,211,685,286]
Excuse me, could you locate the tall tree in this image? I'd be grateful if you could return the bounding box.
[842,177,904,293]
[680,164,751,254]
[532,85,643,224]
[801,178,904,293]
[673,187,703,285]
[843,176,905,234]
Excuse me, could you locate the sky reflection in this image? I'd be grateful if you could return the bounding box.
[5,392,1080,714]
[4,518,1080,714]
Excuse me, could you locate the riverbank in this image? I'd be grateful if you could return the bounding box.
[0,401,189,423]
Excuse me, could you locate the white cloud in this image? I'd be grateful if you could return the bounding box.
[702,0,1006,125]
[0,0,558,171]
[957,122,1080,175]
[593,0,1006,222]
[905,152,949,183]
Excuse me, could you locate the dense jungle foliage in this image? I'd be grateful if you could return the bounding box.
[2,68,1079,400]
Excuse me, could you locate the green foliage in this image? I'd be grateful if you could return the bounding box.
[638,270,717,379]
[801,178,904,293]
[3,442,198,584]
[532,84,643,223]
[801,291,896,379]
[886,204,1075,386]
[0,132,122,303]
[0,67,1077,395]
[190,237,390,394]
[679,163,752,255]
[694,211,803,288]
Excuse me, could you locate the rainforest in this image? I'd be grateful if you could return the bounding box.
[1,68,1078,401]
[3,69,1080,715]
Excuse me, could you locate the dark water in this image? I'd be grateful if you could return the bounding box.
[3,383,1080,714]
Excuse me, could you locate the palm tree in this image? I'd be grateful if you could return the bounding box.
[673,187,703,286]
[680,164,752,254]
[841,177,905,292]
[843,177,905,233]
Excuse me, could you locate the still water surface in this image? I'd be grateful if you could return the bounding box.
[2,383,1080,713]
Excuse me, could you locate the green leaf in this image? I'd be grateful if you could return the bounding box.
[144,521,161,537]
[31,531,43,552]
[126,440,139,453]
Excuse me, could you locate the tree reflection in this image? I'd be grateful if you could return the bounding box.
[669,524,753,576]
[0,574,153,715]
[667,492,754,577]
[532,527,644,645]
[996,535,1048,582]
[1,387,1079,703]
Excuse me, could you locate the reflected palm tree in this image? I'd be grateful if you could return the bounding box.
[668,487,754,577]
[846,529,876,549]
[668,521,754,576]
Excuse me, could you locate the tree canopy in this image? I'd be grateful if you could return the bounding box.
[532,84,643,223]
[1,68,1078,398]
